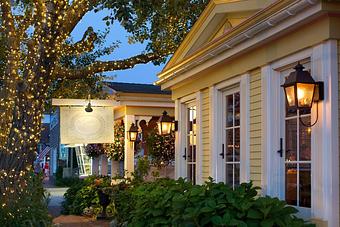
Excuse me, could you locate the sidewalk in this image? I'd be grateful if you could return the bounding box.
[52,215,110,227]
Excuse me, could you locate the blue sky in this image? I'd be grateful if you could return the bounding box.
[71,9,166,84]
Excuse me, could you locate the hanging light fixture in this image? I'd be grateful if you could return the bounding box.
[128,123,139,142]
[281,63,324,127]
[85,94,93,113]
[158,111,173,135]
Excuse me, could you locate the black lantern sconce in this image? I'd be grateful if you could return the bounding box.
[281,63,324,127]
[128,123,139,142]
[158,111,177,135]
[85,94,93,113]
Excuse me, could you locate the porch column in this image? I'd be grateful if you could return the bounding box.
[101,155,108,176]
[91,157,99,175]
[111,160,120,177]
[124,115,135,177]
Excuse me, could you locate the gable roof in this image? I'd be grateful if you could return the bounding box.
[104,82,171,95]
[161,0,273,72]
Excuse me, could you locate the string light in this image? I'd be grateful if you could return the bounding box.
[0,0,164,209]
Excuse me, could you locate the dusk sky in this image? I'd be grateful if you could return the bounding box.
[71,9,166,84]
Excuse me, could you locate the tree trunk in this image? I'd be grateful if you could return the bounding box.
[0,78,46,205]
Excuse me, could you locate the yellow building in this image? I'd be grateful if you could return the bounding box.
[156,0,340,225]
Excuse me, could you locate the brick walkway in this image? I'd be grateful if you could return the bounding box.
[52,215,110,227]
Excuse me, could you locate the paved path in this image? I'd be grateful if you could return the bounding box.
[46,187,69,217]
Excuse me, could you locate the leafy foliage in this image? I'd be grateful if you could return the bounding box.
[62,175,111,215]
[104,121,125,161]
[0,172,51,227]
[146,130,175,166]
[110,178,313,227]
[100,0,209,64]
[85,144,105,158]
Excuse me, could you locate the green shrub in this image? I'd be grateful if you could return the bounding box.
[61,175,111,215]
[0,172,51,227]
[111,178,313,227]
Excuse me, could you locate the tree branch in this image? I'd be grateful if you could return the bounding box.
[63,27,98,56]
[54,53,162,79]
[62,0,99,36]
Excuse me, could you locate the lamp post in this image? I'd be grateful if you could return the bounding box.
[281,63,324,127]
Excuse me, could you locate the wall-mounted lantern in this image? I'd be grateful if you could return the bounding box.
[85,94,93,113]
[281,63,324,127]
[128,123,139,142]
[158,111,174,135]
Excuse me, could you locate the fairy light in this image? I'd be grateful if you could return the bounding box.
[0,0,165,213]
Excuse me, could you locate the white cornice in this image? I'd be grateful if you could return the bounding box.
[157,0,319,88]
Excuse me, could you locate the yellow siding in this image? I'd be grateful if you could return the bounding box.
[201,88,210,181]
[249,69,262,187]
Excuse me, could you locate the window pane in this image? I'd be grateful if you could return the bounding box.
[226,95,233,127]
[285,163,297,206]
[226,164,233,186]
[187,143,193,162]
[234,92,240,126]
[187,164,193,182]
[234,128,240,162]
[285,119,297,161]
[299,116,311,161]
[226,129,233,162]
[234,164,240,186]
[299,163,311,208]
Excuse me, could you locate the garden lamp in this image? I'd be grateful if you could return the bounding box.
[158,111,173,135]
[128,123,139,142]
[281,63,324,126]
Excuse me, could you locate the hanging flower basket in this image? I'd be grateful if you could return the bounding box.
[104,121,125,161]
[85,144,105,158]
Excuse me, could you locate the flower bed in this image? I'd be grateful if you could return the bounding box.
[63,175,314,226]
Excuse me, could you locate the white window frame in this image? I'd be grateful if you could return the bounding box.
[175,92,202,184]
[261,40,339,225]
[210,74,250,184]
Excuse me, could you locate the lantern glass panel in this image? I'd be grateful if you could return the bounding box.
[160,121,172,135]
[296,83,315,108]
[129,131,138,142]
[284,86,296,107]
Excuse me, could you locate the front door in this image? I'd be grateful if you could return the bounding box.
[184,103,197,184]
[221,88,240,189]
[280,66,312,217]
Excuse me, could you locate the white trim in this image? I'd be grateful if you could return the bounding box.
[159,1,321,89]
[240,74,250,183]
[119,101,175,108]
[196,91,203,184]
[52,98,120,107]
[310,40,339,226]
[210,86,219,180]
[210,74,250,184]
[262,40,339,225]
[176,94,201,183]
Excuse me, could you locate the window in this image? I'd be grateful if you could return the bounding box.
[285,107,311,208]
[186,105,197,184]
[224,91,241,188]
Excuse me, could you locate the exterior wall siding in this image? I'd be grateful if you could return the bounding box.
[249,69,262,187]
[201,88,210,181]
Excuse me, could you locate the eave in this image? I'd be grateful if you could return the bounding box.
[156,0,319,89]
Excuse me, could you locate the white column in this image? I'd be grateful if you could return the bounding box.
[311,40,339,226]
[111,160,120,177]
[91,157,99,175]
[124,115,135,177]
[101,155,108,176]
